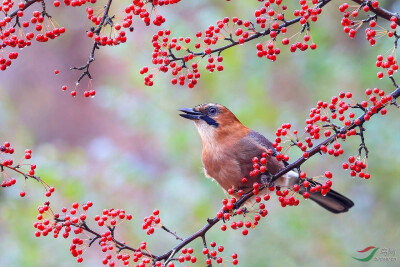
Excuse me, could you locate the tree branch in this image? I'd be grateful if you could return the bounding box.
[351,0,400,25]
[156,85,400,258]
[168,0,334,65]
[6,0,38,18]
[70,0,113,84]
[234,83,400,207]
[167,0,398,67]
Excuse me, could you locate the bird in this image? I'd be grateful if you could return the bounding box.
[179,103,354,213]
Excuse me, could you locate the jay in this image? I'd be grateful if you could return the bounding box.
[180,103,354,213]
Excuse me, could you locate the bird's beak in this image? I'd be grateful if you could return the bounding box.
[179,108,202,120]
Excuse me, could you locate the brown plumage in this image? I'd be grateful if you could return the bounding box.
[180,103,354,213]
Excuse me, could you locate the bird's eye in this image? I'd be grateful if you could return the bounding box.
[208,107,217,115]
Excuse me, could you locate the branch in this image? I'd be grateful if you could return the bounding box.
[351,0,400,26]
[70,0,114,84]
[168,0,333,64]
[167,0,399,66]
[201,235,213,267]
[6,0,38,19]
[154,80,400,259]
[1,163,40,182]
[234,83,400,207]
[0,143,54,197]
[357,127,369,158]
[41,80,400,266]
[161,225,184,241]
[147,84,395,256]
[159,218,219,262]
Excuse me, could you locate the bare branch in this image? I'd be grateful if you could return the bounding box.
[351,0,400,25]
[70,0,114,84]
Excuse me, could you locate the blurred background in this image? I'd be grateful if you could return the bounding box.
[0,0,399,266]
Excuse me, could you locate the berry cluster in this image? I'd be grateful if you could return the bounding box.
[85,6,129,46]
[339,2,398,80]
[269,86,393,180]
[127,0,181,27]
[339,1,379,39]
[14,1,398,266]
[115,242,153,267]
[276,186,302,206]
[377,53,398,80]
[94,207,133,227]
[56,0,181,97]
[32,198,243,267]
[218,193,268,236]
[141,0,327,88]
[249,153,269,176]
[34,201,143,266]
[0,1,65,71]
[342,155,370,179]
[202,242,238,266]
[299,171,333,198]
[142,29,204,87]
[0,141,51,197]
[35,201,96,263]
[56,0,97,7]
[28,83,400,266]
[254,155,331,206]
[233,84,397,214]
[142,209,161,235]
[1,0,181,97]
[1,141,17,187]
[175,247,197,265]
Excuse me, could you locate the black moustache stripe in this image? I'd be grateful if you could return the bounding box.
[201,115,219,127]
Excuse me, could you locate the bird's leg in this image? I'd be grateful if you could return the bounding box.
[241,207,248,216]
[261,171,272,185]
[261,175,269,185]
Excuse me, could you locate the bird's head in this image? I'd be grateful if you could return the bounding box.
[179,103,247,145]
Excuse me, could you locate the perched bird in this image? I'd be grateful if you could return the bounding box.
[180,103,354,213]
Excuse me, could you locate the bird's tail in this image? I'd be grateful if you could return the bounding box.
[279,171,354,213]
[300,181,354,214]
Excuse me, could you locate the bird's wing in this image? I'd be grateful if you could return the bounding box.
[247,130,275,151]
[246,130,286,175]
[244,133,354,213]
[232,130,285,187]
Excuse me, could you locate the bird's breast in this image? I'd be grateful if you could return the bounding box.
[201,144,242,191]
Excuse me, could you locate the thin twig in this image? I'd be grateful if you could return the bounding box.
[351,0,400,26]
[357,127,369,158]
[70,0,114,84]
[161,225,184,241]
[202,235,213,267]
